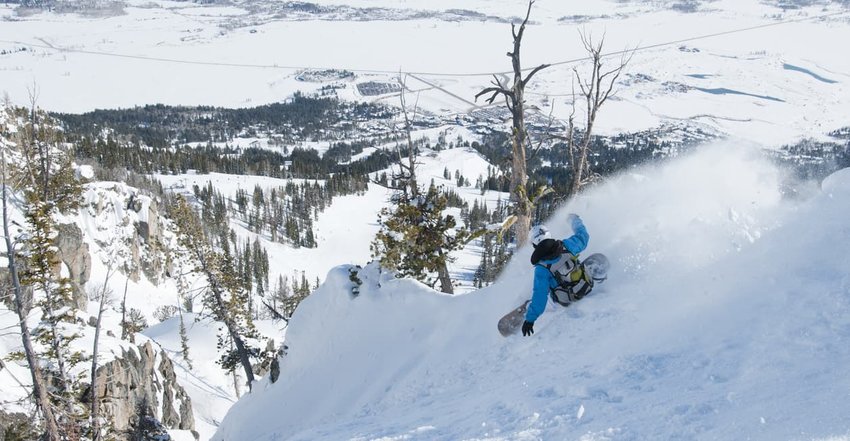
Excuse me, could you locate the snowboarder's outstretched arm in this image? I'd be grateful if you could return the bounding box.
[562,214,589,255]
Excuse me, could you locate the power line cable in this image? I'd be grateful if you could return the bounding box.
[544,9,849,71]
[0,9,846,77]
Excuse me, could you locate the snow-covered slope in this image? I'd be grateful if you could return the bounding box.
[214,143,850,440]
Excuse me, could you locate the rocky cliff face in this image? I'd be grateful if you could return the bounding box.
[26,182,176,313]
[0,222,92,313]
[54,222,92,310]
[92,341,196,437]
[70,183,196,438]
[80,183,173,284]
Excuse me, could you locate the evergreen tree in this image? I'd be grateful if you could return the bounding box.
[170,195,269,390]
[371,184,473,294]
[124,308,148,343]
[12,105,87,436]
[1,104,63,440]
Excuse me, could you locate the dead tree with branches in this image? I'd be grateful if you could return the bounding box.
[475,0,550,248]
[395,75,420,199]
[567,31,633,198]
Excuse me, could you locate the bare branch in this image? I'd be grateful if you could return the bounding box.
[262,300,287,322]
[523,63,551,86]
[517,0,535,39]
[476,87,513,105]
[527,100,558,162]
[475,75,514,104]
[573,67,590,98]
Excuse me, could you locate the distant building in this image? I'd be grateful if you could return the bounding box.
[356,81,402,96]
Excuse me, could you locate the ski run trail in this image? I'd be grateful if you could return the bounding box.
[214,143,850,441]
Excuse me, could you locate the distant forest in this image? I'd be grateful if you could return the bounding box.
[54,95,849,216]
[55,94,397,180]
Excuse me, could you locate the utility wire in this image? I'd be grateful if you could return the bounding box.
[0,9,846,77]
[544,9,849,71]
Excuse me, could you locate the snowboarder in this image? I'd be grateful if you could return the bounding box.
[522,214,593,336]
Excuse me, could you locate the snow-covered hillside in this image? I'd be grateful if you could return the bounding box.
[154,125,512,293]
[214,144,850,440]
[1,0,849,145]
[0,160,276,440]
[0,175,200,440]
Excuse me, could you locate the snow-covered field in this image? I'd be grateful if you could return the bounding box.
[214,142,850,440]
[1,0,849,145]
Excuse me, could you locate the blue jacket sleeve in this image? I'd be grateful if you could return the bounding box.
[562,216,589,255]
[525,265,553,323]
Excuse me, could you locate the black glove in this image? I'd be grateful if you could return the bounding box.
[522,321,535,336]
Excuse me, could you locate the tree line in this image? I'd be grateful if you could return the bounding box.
[55,93,390,148]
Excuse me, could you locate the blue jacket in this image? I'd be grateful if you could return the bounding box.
[525,216,589,323]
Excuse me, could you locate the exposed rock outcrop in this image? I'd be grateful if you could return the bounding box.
[0,409,35,441]
[130,194,170,285]
[91,341,195,435]
[0,266,33,313]
[54,222,92,310]
[80,183,173,286]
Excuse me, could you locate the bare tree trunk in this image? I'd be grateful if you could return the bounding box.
[395,74,419,198]
[510,87,531,247]
[120,269,129,340]
[90,269,113,441]
[476,0,549,247]
[194,247,257,388]
[2,151,61,441]
[231,343,242,399]
[436,251,454,295]
[225,314,256,387]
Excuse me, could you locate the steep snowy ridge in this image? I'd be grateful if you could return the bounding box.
[216,144,850,440]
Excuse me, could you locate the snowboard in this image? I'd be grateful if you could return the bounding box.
[498,253,610,337]
[497,300,530,337]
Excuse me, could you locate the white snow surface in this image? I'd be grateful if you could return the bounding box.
[1,0,850,145]
[215,144,850,440]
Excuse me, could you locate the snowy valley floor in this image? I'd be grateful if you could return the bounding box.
[214,143,850,441]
